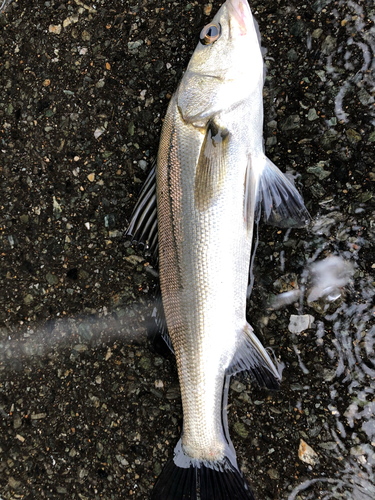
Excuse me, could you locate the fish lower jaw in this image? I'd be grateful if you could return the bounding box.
[182,441,225,462]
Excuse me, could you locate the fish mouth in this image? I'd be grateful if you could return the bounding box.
[227,0,252,35]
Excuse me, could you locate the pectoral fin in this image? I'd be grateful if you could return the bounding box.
[195,120,229,210]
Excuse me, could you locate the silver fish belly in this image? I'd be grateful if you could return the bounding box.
[125,0,309,498]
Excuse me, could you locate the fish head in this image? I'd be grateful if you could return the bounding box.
[177,0,264,125]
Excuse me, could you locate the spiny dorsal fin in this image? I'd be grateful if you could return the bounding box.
[124,163,158,261]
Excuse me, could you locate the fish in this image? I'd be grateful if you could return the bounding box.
[125,0,310,498]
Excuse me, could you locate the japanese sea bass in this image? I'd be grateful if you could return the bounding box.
[126,0,309,498]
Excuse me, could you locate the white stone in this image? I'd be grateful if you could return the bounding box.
[288,314,315,334]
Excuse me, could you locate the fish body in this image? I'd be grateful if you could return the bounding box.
[157,1,270,464]
[126,0,309,498]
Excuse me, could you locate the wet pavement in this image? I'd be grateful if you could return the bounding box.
[0,0,374,499]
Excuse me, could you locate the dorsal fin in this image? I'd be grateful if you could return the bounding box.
[125,168,174,355]
[124,164,158,261]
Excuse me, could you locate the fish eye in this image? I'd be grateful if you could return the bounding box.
[199,23,221,45]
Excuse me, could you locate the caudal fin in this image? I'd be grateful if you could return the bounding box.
[151,440,256,500]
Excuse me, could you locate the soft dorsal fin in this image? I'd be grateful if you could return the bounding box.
[148,285,174,355]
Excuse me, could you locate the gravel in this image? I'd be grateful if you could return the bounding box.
[0,0,374,499]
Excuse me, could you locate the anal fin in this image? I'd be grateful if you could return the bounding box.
[228,323,282,390]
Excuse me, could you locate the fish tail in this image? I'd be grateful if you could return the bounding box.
[151,439,256,500]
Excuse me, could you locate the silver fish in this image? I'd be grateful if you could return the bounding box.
[126,0,309,498]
